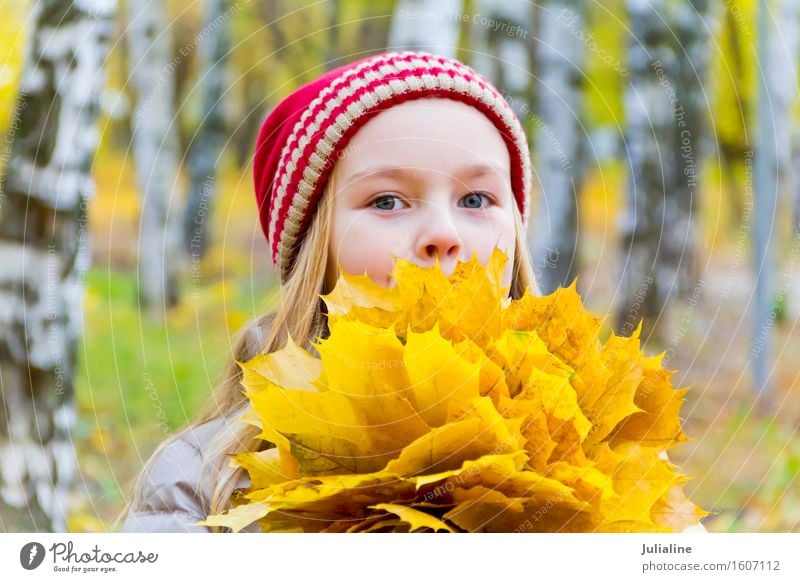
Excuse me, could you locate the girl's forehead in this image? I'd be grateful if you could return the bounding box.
[367,97,496,128]
[337,98,511,175]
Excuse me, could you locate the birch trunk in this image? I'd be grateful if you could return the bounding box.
[769,0,800,319]
[184,0,231,260]
[468,0,534,117]
[616,0,711,340]
[0,0,114,531]
[530,0,585,294]
[770,0,800,183]
[127,0,181,313]
[388,0,462,57]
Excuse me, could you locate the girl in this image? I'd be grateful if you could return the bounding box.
[120,50,551,532]
[122,52,536,532]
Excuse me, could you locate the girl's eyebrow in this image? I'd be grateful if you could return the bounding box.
[346,163,508,183]
[346,166,422,183]
[457,163,509,179]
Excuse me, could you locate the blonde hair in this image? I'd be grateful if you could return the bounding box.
[119,166,540,531]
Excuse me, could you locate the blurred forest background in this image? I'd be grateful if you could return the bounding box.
[1,0,799,533]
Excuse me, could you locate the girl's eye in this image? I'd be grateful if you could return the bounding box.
[371,192,492,211]
[459,191,491,209]
[372,194,406,211]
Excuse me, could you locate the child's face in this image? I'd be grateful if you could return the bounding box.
[327,98,517,289]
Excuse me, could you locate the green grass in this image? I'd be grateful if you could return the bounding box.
[70,266,276,529]
[678,403,800,532]
[79,267,275,424]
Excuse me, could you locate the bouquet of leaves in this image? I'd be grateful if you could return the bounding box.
[201,249,706,532]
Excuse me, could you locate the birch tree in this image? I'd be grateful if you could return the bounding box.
[768,0,800,323]
[530,0,586,294]
[467,0,589,294]
[388,0,462,57]
[617,0,712,340]
[754,0,800,392]
[184,0,232,260]
[0,0,114,531]
[770,0,800,206]
[127,0,181,313]
[469,0,534,118]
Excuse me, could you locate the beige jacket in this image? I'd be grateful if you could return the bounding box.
[121,418,707,533]
[120,417,258,533]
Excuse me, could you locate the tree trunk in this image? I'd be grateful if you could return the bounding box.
[231,62,265,169]
[170,6,201,161]
[127,0,181,313]
[388,0,462,57]
[768,0,800,319]
[770,0,800,190]
[530,0,585,294]
[616,0,712,341]
[326,0,341,70]
[466,0,534,117]
[716,2,752,237]
[184,0,232,261]
[0,0,114,532]
[357,0,396,56]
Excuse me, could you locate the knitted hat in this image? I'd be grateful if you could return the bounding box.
[253,50,532,282]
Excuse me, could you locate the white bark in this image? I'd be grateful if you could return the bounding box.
[127,0,181,313]
[0,0,114,531]
[617,0,712,339]
[184,0,231,260]
[768,0,800,319]
[388,0,462,57]
[771,0,800,176]
[469,0,533,109]
[531,0,585,294]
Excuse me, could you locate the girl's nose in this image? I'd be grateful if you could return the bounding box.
[416,206,462,270]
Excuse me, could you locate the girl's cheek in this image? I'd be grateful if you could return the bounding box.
[372,267,396,287]
[385,248,406,286]
[362,249,399,288]
[388,232,415,261]
[360,230,414,288]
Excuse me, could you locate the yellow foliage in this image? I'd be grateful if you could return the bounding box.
[200,249,706,532]
[0,1,30,134]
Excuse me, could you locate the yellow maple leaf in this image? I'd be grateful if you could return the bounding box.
[201,248,706,532]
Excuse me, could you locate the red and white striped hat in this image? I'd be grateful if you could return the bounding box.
[253,50,532,282]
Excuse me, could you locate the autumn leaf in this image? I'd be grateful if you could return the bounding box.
[203,248,706,532]
[370,503,455,532]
